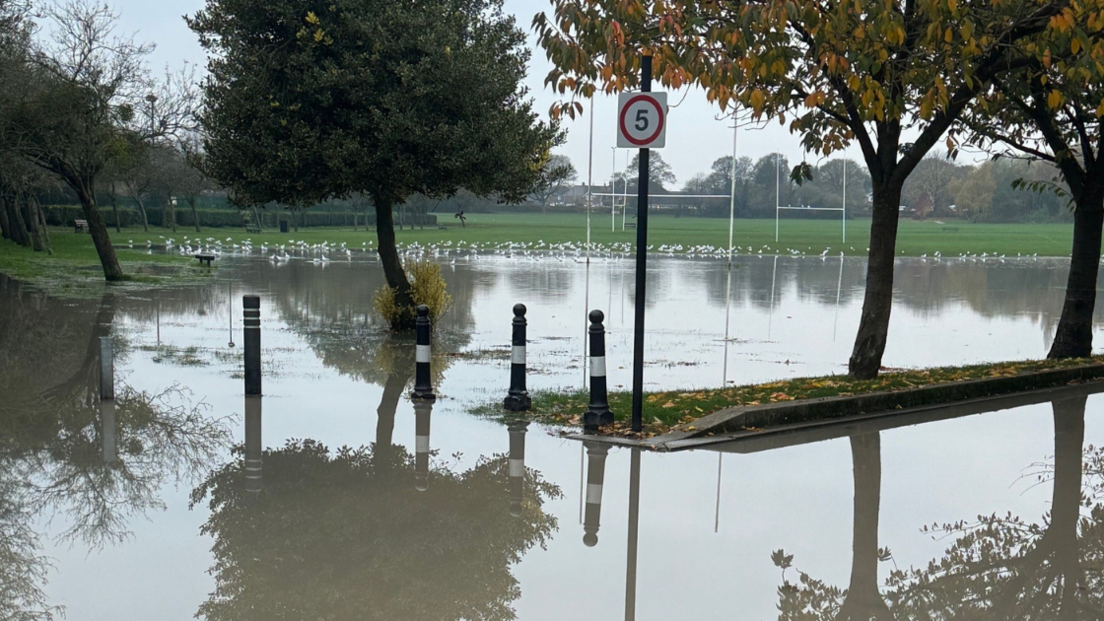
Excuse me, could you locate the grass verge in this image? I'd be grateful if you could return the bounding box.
[0,230,206,296]
[471,356,1104,437]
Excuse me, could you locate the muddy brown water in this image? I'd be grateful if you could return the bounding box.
[1,251,1102,620]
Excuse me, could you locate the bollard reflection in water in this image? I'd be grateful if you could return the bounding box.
[413,399,433,491]
[244,396,263,494]
[507,420,528,517]
[582,440,610,547]
[100,399,117,464]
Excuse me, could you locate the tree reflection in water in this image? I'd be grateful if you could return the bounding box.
[0,275,233,620]
[191,438,561,621]
[774,395,1104,620]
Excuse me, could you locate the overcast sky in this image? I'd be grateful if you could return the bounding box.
[105,0,867,190]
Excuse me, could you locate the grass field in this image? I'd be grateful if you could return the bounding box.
[0,214,1079,291]
[0,232,208,294]
[110,213,1077,258]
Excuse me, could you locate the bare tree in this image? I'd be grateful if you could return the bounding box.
[1,2,197,280]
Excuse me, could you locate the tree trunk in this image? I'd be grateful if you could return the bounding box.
[849,182,904,379]
[34,198,52,254]
[1050,395,1086,617]
[6,194,31,247]
[837,432,893,621]
[21,196,44,252]
[76,179,125,281]
[374,197,415,329]
[0,194,10,241]
[250,205,263,233]
[375,344,415,462]
[1048,192,1104,358]
[135,196,150,232]
[109,184,121,233]
[188,196,201,232]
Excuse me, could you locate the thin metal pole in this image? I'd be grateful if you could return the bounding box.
[585,102,594,388]
[612,147,617,233]
[842,158,847,244]
[625,447,642,621]
[833,253,844,340]
[631,55,653,433]
[622,151,629,232]
[774,152,780,243]
[723,263,733,384]
[728,121,738,266]
[714,452,723,533]
[768,255,778,340]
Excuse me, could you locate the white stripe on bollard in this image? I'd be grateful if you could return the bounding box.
[416,344,431,363]
[589,355,606,377]
[416,436,430,453]
[586,483,604,503]
[511,345,526,365]
[510,458,524,477]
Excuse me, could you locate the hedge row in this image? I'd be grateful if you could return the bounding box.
[42,205,436,229]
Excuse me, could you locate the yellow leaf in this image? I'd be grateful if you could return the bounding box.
[1047,89,1063,109]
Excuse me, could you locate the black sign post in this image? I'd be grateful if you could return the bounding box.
[630,55,653,433]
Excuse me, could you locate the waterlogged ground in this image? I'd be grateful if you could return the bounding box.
[2,250,1104,620]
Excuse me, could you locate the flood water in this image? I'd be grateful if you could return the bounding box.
[2,251,1103,620]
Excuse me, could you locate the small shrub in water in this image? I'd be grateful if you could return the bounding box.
[373,259,453,330]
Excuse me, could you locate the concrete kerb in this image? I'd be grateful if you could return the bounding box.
[565,362,1104,451]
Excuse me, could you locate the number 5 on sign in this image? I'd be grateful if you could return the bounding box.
[617,92,667,149]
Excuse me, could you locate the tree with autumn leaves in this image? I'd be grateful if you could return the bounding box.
[960,14,1104,359]
[536,0,1104,378]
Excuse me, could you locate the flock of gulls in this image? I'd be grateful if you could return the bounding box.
[126,235,1046,265]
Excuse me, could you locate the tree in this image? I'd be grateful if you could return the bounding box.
[948,163,996,222]
[2,2,166,280]
[530,154,577,209]
[625,151,676,191]
[961,25,1104,358]
[901,153,967,215]
[189,0,560,329]
[535,0,1083,378]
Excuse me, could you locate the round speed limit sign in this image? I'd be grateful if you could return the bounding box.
[617,92,667,149]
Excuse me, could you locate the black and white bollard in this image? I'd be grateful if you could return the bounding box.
[414,399,433,491]
[410,304,436,400]
[244,396,263,494]
[582,440,610,547]
[100,399,117,464]
[507,420,529,517]
[243,295,262,396]
[583,310,614,431]
[99,336,114,401]
[504,304,531,412]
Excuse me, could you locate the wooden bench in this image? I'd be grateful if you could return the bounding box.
[73,219,89,233]
[625,222,637,230]
[942,226,960,232]
[245,223,262,233]
[195,254,216,267]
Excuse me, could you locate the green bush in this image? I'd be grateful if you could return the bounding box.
[373,259,453,330]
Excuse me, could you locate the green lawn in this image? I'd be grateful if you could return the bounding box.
[0,230,206,294]
[116,213,1076,258]
[0,215,1079,292]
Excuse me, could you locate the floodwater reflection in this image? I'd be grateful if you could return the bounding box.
[192,437,562,621]
[0,275,232,620]
[772,393,1104,620]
